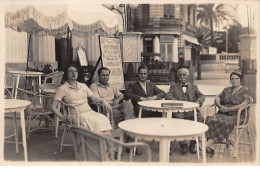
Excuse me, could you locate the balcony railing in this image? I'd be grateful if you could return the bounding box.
[147,18,183,30]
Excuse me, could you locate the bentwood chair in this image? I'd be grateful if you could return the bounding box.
[70,125,152,162]
[16,88,56,139]
[208,103,254,158]
[39,84,61,138]
[89,102,115,130]
[43,71,64,85]
[59,101,112,153]
[59,101,81,153]
[5,74,14,98]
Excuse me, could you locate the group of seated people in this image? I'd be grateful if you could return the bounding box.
[51,64,252,158]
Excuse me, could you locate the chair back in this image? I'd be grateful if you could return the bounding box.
[70,125,152,162]
[16,88,52,111]
[61,101,81,128]
[237,104,251,127]
[44,71,64,85]
[5,74,14,87]
[5,74,14,98]
[40,84,60,90]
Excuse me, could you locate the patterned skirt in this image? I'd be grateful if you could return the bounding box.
[205,111,244,142]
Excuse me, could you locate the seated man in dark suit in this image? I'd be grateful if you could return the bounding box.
[125,65,166,117]
[166,68,205,154]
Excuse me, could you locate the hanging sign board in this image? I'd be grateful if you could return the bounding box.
[100,37,125,90]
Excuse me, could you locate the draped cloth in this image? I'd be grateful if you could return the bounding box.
[5,4,119,64]
[5,28,55,63]
[5,4,119,38]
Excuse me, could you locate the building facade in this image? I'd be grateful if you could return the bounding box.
[131,4,200,69]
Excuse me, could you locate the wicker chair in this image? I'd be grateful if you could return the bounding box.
[58,101,112,153]
[16,88,55,139]
[208,103,254,158]
[70,125,152,162]
[5,74,14,98]
[43,71,64,84]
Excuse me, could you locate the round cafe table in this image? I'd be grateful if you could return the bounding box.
[4,99,31,161]
[8,70,44,100]
[118,118,208,163]
[137,100,201,159]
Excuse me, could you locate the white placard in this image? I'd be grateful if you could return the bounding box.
[77,47,88,66]
[100,37,125,90]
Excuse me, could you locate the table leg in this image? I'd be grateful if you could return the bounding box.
[13,112,19,153]
[14,75,20,99]
[196,137,200,159]
[159,138,170,162]
[11,74,16,98]
[20,109,28,161]
[166,110,172,118]
[194,108,197,122]
[117,131,124,161]
[138,107,142,118]
[38,75,42,104]
[202,133,206,163]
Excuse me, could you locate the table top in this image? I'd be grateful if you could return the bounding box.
[8,70,44,76]
[5,99,31,110]
[119,118,208,138]
[138,100,199,110]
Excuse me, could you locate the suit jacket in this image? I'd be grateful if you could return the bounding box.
[165,82,205,106]
[125,81,166,113]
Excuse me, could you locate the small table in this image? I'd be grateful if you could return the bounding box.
[5,99,31,161]
[137,100,200,158]
[118,118,208,163]
[8,70,44,100]
[138,100,199,120]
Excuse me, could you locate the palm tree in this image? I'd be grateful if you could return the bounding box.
[197,4,236,46]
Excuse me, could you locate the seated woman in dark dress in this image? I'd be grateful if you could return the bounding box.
[205,71,252,157]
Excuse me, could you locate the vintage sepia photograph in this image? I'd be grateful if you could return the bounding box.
[1,0,259,165]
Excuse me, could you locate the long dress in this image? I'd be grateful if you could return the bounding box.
[54,81,112,132]
[205,86,251,142]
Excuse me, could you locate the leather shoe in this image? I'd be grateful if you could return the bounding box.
[180,144,188,154]
[189,141,197,154]
[206,147,214,157]
[126,148,143,155]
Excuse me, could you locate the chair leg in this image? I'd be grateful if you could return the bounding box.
[27,110,32,139]
[233,128,242,158]
[55,116,59,139]
[13,112,19,153]
[38,116,43,127]
[60,125,68,153]
[246,127,254,153]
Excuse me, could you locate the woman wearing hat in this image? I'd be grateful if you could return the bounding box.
[204,71,252,157]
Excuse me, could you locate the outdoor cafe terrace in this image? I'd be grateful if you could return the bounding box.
[3,70,257,164]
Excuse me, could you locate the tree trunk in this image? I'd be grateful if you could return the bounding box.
[210,19,214,46]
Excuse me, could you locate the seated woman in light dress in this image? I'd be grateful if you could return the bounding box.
[51,65,112,133]
[204,71,252,157]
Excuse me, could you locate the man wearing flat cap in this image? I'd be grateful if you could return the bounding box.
[166,68,205,155]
